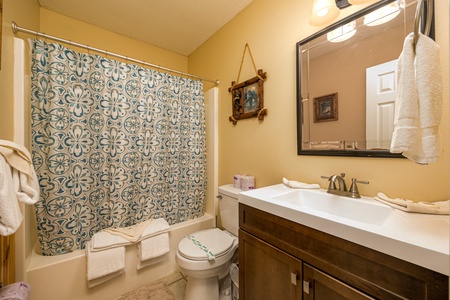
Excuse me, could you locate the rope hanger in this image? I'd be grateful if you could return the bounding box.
[234,43,265,86]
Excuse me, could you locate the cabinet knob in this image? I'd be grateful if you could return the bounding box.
[291,272,298,285]
[303,281,310,294]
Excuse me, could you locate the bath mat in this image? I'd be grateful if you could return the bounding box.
[115,281,179,300]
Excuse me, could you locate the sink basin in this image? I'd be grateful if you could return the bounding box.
[271,189,393,226]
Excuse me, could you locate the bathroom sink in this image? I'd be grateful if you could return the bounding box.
[271,189,393,226]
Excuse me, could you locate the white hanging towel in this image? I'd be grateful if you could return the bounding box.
[85,241,125,288]
[137,232,170,270]
[390,33,443,164]
[0,141,40,236]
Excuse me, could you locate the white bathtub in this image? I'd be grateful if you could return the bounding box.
[13,37,219,300]
[25,215,215,300]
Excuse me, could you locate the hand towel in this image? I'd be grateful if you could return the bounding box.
[0,140,33,177]
[85,241,125,288]
[103,217,170,242]
[374,192,449,215]
[390,33,443,164]
[90,231,132,252]
[137,232,170,270]
[282,177,320,189]
[0,155,24,236]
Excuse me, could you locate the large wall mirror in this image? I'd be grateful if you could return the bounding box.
[297,0,434,157]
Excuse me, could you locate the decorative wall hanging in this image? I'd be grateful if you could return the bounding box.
[313,93,338,122]
[228,44,267,125]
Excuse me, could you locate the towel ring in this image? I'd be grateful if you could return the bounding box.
[413,0,433,51]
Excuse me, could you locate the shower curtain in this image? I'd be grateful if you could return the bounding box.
[30,39,207,256]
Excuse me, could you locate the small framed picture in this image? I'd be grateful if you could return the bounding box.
[228,69,267,125]
[313,93,338,123]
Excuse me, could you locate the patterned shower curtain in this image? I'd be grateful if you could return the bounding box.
[30,39,207,256]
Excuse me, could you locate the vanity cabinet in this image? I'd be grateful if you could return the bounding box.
[239,204,449,300]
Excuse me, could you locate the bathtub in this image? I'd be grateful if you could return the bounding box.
[25,215,215,300]
[13,37,219,300]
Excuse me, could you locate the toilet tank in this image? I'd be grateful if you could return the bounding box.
[218,184,241,236]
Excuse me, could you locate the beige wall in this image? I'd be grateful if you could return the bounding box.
[189,0,450,202]
[0,0,40,140]
[39,9,188,72]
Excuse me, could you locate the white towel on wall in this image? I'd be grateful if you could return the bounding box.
[0,140,39,236]
[0,155,24,236]
[85,241,125,288]
[137,232,170,270]
[390,33,443,164]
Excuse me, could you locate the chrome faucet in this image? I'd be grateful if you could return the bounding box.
[321,173,369,198]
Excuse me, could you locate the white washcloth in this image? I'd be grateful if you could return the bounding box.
[137,232,170,270]
[390,33,442,164]
[85,241,125,288]
[283,177,320,189]
[374,192,449,215]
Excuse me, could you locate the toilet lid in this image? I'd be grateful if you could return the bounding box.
[179,228,234,261]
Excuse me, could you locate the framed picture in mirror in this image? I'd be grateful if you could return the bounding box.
[313,93,338,123]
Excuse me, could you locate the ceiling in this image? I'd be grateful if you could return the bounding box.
[38,0,254,56]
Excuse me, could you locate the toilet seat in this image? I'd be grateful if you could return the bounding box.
[179,228,235,261]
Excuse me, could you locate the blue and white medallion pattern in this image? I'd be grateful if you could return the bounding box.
[30,39,207,256]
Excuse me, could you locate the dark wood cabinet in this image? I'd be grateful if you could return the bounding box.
[239,203,449,300]
[240,230,302,300]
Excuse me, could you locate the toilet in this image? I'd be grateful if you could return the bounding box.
[176,184,241,300]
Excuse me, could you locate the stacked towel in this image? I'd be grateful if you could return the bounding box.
[91,218,170,251]
[390,33,443,164]
[282,178,320,189]
[0,141,40,236]
[374,192,449,215]
[137,232,170,270]
[85,241,125,288]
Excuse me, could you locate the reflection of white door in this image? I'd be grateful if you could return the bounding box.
[366,60,397,149]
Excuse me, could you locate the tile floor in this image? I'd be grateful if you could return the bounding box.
[161,271,187,299]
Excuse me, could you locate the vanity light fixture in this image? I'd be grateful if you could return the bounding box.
[309,0,340,26]
[327,21,356,42]
[364,1,401,26]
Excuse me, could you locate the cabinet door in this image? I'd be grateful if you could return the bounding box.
[239,230,302,300]
[303,264,374,300]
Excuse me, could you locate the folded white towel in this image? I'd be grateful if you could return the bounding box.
[140,218,170,239]
[374,192,449,215]
[282,178,320,189]
[137,232,170,270]
[90,231,132,252]
[390,33,443,164]
[85,241,125,288]
[103,218,170,243]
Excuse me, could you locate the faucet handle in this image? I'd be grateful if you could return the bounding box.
[321,175,336,190]
[349,178,369,198]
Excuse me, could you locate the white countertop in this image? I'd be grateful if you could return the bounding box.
[239,184,449,276]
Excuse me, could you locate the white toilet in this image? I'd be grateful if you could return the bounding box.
[176,184,240,300]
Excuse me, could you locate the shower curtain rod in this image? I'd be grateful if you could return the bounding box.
[11,21,219,85]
